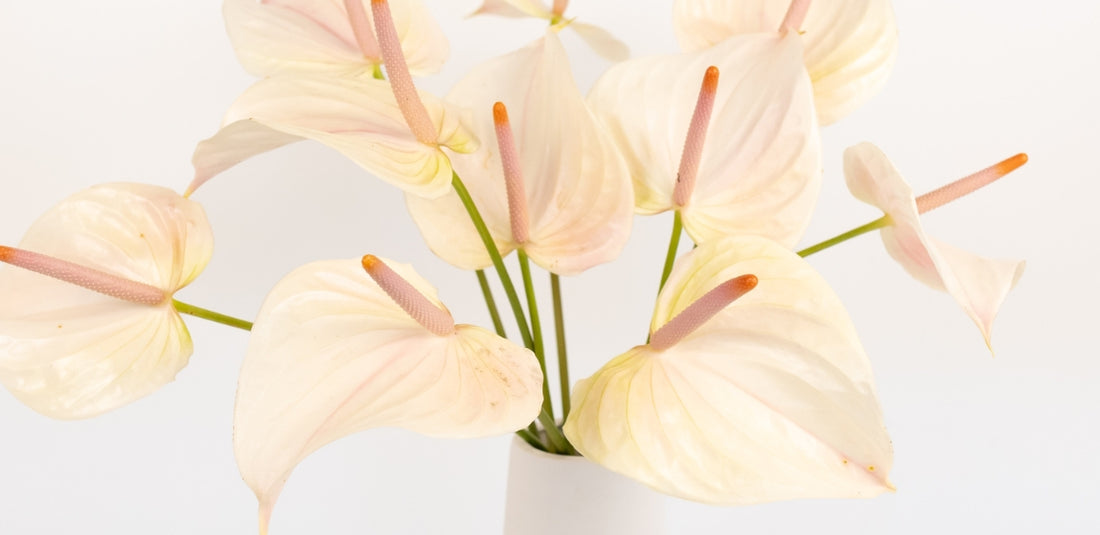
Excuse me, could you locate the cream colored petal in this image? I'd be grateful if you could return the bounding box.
[407,31,633,275]
[565,21,630,62]
[672,0,898,125]
[224,0,449,77]
[564,235,893,504]
[844,143,1025,349]
[0,183,212,418]
[470,0,552,18]
[189,75,477,198]
[588,33,820,248]
[234,259,543,516]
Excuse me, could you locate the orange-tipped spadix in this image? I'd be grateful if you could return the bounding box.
[0,245,166,305]
[493,102,531,245]
[650,273,758,350]
[672,66,719,208]
[362,254,454,336]
[916,153,1028,214]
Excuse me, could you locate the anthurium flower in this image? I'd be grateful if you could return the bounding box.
[234,255,543,530]
[471,0,629,61]
[672,0,898,125]
[189,0,477,198]
[844,142,1027,350]
[0,183,213,419]
[588,30,821,248]
[405,30,633,275]
[188,74,476,197]
[223,0,448,77]
[563,235,894,504]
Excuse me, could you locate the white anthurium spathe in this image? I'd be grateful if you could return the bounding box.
[470,1,629,61]
[672,0,898,125]
[563,235,894,504]
[234,256,543,529]
[223,0,449,77]
[844,143,1026,351]
[405,30,633,275]
[588,32,821,248]
[0,183,213,419]
[188,74,477,198]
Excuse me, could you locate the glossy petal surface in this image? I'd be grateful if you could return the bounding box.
[589,33,820,247]
[471,0,551,18]
[672,0,898,124]
[234,258,543,517]
[565,235,894,504]
[224,0,448,77]
[844,143,1025,349]
[0,183,212,419]
[190,75,477,198]
[406,31,632,275]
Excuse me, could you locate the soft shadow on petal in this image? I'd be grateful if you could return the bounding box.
[234,259,543,519]
[565,236,893,504]
[0,183,212,418]
[589,32,820,248]
[672,0,898,125]
[190,75,476,198]
[407,31,633,275]
[844,142,1025,350]
[224,0,449,77]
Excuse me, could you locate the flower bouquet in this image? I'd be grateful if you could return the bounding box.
[0,0,1029,533]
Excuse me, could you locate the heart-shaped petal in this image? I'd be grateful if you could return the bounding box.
[0,183,212,419]
[564,235,894,504]
[589,32,821,247]
[224,0,449,77]
[406,31,633,275]
[234,258,543,522]
[672,0,898,125]
[189,74,477,198]
[844,143,1025,350]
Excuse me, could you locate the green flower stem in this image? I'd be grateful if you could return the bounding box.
[371,64,384,80]
[172,299,253,331]
[518,251,555,428]
[550,273,571,419]
[797,215,891,258]
[451,172,534,349]
[516,427,544,451]
[538,410,572,455]
[657,211,684,293]
[475,269,506,338]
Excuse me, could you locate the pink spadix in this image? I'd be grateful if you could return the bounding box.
[0,245,166,305]
[371,0,436,144]
[916,153,1028,214]
[552,0,570,17]
[649,274,759,351]
[361,254,455,336]
[493,102,530,245]
[344,0,382,62]
[780,0,812,33]
[672,66,719,208]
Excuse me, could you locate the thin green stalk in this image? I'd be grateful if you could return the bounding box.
[515,427,544,451]
[172,299,252,331]
[538,410,572,455]
[550,273,571,419]
[451,172,533,349]
[517,251,554,424]
[475,269,506,338]
[657,211,684,293]
[797,215,891,258]
[371,64,384,80]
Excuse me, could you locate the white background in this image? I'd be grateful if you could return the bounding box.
[1,1,1097,533]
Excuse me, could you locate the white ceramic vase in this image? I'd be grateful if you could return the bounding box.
[503,436,666,535]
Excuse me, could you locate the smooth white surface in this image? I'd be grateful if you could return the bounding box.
[503,437,664,534]
[0,1,1096,533]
